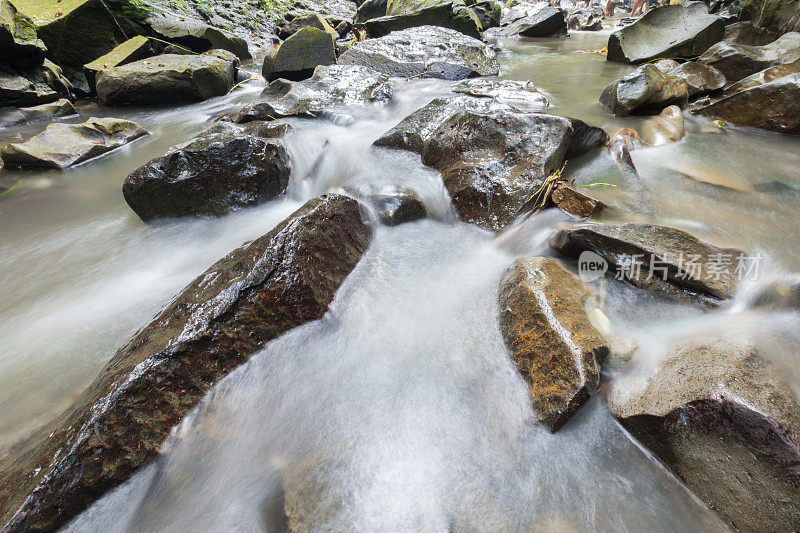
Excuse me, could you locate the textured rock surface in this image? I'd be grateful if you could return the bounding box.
[722,59,800,96]
[550,183,604,218]
[567,6,603,31]
[0,0,46,66]
[608,341,800,532]
[0,98,75,127]
[96,50,238,105]
[0,59,71,107]
[450,78,549,110]
[362,1,483,39]
[262,26,337,82]
[0,194,372,533]
[498,6,567,37]
[498,257,608,431]
[278,12,338,40]
[697,32,800,83]
[550,222,746,301]
[0,117,147,169]
[370,192,427,225]
[339,25,499,80]
[83,36,156,93]
[606,4,725,64]
[600,64,688,116]
[722,21,778,46]
[663,61,726,97]
[124,121,291,221]
[148,17,251,59]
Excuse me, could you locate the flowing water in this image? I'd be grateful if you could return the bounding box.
[1,26,800,532]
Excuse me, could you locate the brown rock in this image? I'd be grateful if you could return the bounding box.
[498,257,608,431]
[549,183,604,218]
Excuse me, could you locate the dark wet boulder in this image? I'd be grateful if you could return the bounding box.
[263,27,337,82]
[278,12,338,40]
[123,121,291,221]
[451,77,549,111]
[600,64,688,116]
[723,21,779,46]
[0,0,46,67]
[354,0,389,23]
[640,105,685,145]
[0,59,72,107]
[697,32,800,83]
[567,7,603,31]
[693,73,800,135]
[148,18,251,59]
[606,4,725,64]
[361,2,483,39]
[371,192,427,225]
[96,50,238,105]
[83,36,156,93]
[237,64,393,123]
[607,340,800,532]
[0,117,147,169]
[550,222,746,302]
[721,59,800,96]
[339,25,499,80]
[0,98,76,127]
[470,0,502,30]
[498,257,608,431]
[498,6,567,38]
[0,194,372,533]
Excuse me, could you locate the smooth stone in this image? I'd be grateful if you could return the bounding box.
[371,192,427,225]
[148,17,251,59]
[83,36,156,93]
[599,63,688,116]
[641,104,685,145]
[0,98,76,127]
[361,1,483,39]
[697,32,800,83]
[262,27,336,82]
[497,6,567,37]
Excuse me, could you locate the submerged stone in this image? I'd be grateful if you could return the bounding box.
[370,192,427,225]
[640,104,685,145]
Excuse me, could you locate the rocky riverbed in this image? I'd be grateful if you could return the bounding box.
[1,0,800,531]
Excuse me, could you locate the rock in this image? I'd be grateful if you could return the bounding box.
[722,59,800,96]
[498,6,567,38]
[599,64,688,116]
[0,194,372,533]
[606,4,725,64]
[667,61,725,97]
[339,25,499,80]
[451,77,549,111]
[96,50,238,105]
[371,192,427,225]
[0,117,147,169]
[500,1,545,25]
[354,0,389,23]
[641,105,685,145]
[723,21,779,46]
[83,36,156,93]
[697,32,800,83]
[361,2,483,39]
[0,98,76,127]
[693,73,800,135]
[148,17,251,59]
[550,182,604,218]
[550,222,746,301]
[469,0,501,30]
[278,12,338,40]
[607,340,800,532]
[498,257,608,431]
[237,64,393,123]
[0,59,72,107]
[567,7,603,31]
[123,121,291,221]
[263,27,336,82]
[0,0,46,67]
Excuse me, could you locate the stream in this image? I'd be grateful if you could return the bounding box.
[2,27,800,532]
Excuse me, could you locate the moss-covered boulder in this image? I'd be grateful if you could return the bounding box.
[83,35,156,93]
[0,116,147,169]
[0,58,71,107]
[0,0,46,66]
[148,17,251,59]
[96,50,238,105]
[263,26,337,82]
[278,12,338,39]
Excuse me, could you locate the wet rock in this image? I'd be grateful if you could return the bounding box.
[500,1,546,26]
[354,0,389,23]
[567,7,603,31]
[451,77,549,111]
[237,64,393,123]
[600,64,688,116]
[371,192,427,225]
[550,182,604,218]
[0,194,372,533]
[0,98,76,127]
[278,13,337,40]
[96,50,238,105]
[339,25,499,80]
[498,257,608,431]
[0,59,72,107]
[607,340,800,532]
[693,73,800,135]
[361,2,483,39]
[0,117,147,169]
[550,222,746,301]
[723,21,779,46]
[657,61,726,97]
[697,32,800,83]
[148,17,251,59]
[0,0,46,67]
[722,59,800,97]
[83,36,156,93]
[470,0,502,30]
[498,6,567,38]
[606,4,725,64]
[641,105,685,145]
[263,27,336,82]
[123,121,291,221]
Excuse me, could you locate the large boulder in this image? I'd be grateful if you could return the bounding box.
[607,4,725,64]
[567,7,603,31]
[498,257,608,431]
[550,222,746,302]
[722,21,779,46]
[339,25,499,80]
[0,58,71,107]
[0,194,372,533]
[237,64,393,122]
[262,27,336,82]
[608,340,800,531]
[600,64,688,116]
[96,50,238,105]
[148,17,251,59]
[0,0,46,66]
[722,59,800,96]
[497,6,567,37]
[0,117,147,169]
[278,12,338,40]
[83,36,156,93]
[654,59,725,97]
[693,73,800,135]
[697,32,800,83]
[354,0,389,23]
[451,77,549,111]
[500,0,545,25]
[0,97,76,127]
[361,2,483,39]
[123,121,291,221]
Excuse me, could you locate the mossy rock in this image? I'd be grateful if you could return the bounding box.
[0,0,46,65]
[83,35,155,92]
[263,26,336,82]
